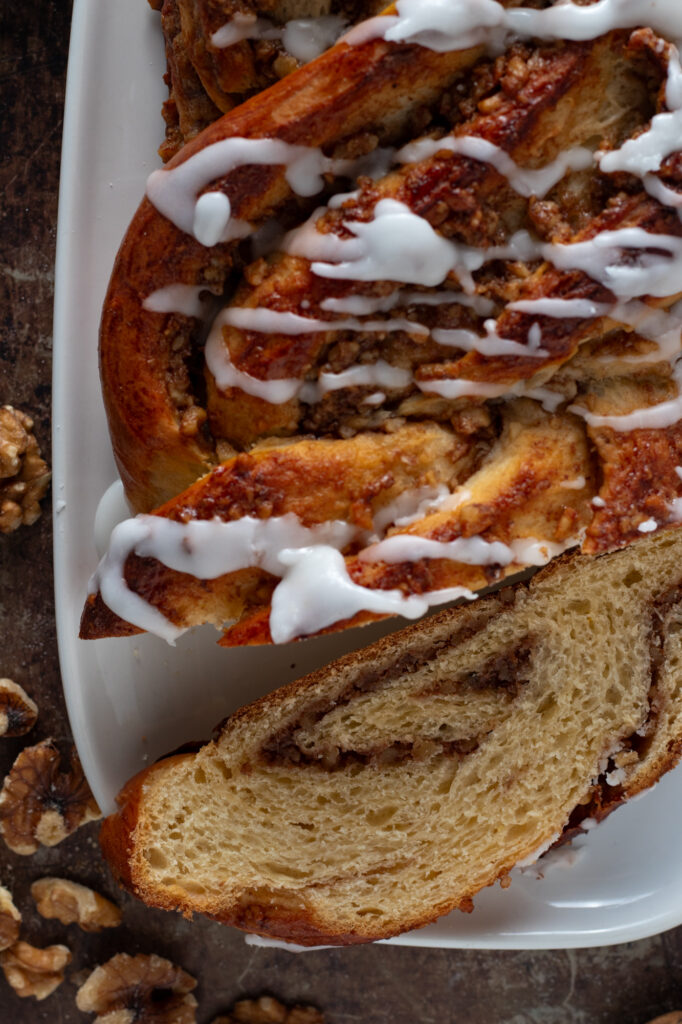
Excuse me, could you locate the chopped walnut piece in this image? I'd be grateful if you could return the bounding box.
[31,877,122,932]
[0,678,38,737]
[0,740,100,855]
[0,940,71,1000]
[214,996,324,1024]
[0,406,50,533]
[0,884,21,951]
[75,953,197,1024]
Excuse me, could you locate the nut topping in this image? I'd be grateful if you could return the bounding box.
[31,877,122,932]
[0,678,38,737]
[0,740,100,855]
[0,406,50,533]
[214,997,325,1024]
[0,939,71,1000]
[75,952,198,1024]
[0,884,21,952]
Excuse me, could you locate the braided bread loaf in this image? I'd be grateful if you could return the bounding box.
[83,1,682,646]
[100,527,682,945]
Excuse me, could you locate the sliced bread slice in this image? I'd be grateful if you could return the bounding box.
[100,527,682,945]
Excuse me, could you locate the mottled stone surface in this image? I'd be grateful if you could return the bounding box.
[2,2,682,1022]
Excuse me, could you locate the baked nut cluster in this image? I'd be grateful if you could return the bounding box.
[0,406,50,533]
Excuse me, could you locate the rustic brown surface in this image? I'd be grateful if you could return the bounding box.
[3,2,682,1022]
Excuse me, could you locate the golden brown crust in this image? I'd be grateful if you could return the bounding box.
[92,10,682,648]
[102,25,485,512]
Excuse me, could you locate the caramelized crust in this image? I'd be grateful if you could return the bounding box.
[90,6,682,645]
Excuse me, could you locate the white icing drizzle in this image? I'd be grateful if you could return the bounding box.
[211,12,272,47]
[206,317,301,404]
[397,135,594,198]
[542,229,682,299]
[523,387,566,413]
[90,514,357,644]
[269,545,476,643]
[142,284,210,318]
[320,288,495,316]
[432,319,548,358]
[361,532,576,567]
[569,360,682,430]
[92,503,577,644]
[148,141,395,246]
[283,17,348,61]
[345,0,682,53]
[371,486,471,533]
[309,199,463,286]
[604,299,682,364]
[416,377,512,400]
[599,48,682,194]
[507,298,611,318]
[342,0,507,52]
[299,360,413,403]
[210,13,347,62]
[220,306,429,337]
[638,517,658,532]
[205,310,416,404]
[193,191,232,247]
[148,141,356,243]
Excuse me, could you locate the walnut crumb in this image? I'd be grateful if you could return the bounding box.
[0,678,38,737]
[75,953,197,1024]
[0,740,100,855]
[214,996,324,1024]
[0,884,21,952]
[31,877,122,932]
[0,406,50,533]
[0,940,71,1000]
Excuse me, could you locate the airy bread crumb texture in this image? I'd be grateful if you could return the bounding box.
[118,529,682,942]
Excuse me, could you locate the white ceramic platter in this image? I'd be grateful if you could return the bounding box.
[53,0,682,950]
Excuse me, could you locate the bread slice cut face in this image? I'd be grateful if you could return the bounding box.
[101,527,682,945]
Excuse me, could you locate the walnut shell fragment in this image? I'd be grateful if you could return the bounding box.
[0,939,71,1000]
[0,884,21,952]
[31,877,122,932]
[0,739,100,855]
[0,678,38,737]
[75,953,197,1024]
[213,996,325,1024]
[0,406,50,533]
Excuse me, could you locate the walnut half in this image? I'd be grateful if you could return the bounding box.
[0,406,50,533]
[0,740,100,855]
[75,953,198,1024]
[214,997,325,1024]
[0,884,21,952]
[0,940,71,1000]
[0,678,38,737]
[31,877,122,932]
